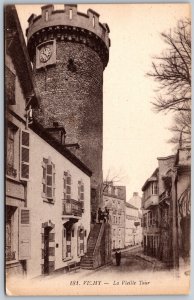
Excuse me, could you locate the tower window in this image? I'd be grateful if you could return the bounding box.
[69,9,72,20]
[45,11,49,21]
[92,16,95,28]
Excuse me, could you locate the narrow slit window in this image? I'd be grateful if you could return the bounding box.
[92,16,95,28]
[69,9,72,20]
[45,11,49,21]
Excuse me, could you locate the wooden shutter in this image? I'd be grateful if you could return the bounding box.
[77,227,80,256]
[78,181,81,200]
[66,173,71,199]
[46,163,53,199]
[42,160,46,197]
[79,181,84,209]
[53,164,56,198]
[20,130,30,181]
[19,208,31,260]
[84,230,87,253]
[62,228,66,260]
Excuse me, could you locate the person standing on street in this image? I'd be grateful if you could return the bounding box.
[98,207,102,223]
[115,249,121,266]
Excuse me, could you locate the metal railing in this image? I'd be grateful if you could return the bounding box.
[62,199,82,217]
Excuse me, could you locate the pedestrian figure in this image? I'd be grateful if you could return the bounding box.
[115,249,121,266]
[104,207,109,223]
[98,207,102,223]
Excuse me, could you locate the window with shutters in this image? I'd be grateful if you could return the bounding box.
[20,130,30,181]
[78,180,84,209]
[6,125,18,178]
[63,171,71,200]
[42,157,56,202]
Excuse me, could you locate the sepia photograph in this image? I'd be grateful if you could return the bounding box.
[5,2,191,296]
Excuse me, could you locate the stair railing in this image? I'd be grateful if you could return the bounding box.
[93,222,105,255]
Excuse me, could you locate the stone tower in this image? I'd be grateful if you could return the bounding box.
[26,4,110,212]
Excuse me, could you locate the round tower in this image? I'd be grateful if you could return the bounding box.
[26,4,110,211]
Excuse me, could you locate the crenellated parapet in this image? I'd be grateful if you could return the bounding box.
[26,4,110,69]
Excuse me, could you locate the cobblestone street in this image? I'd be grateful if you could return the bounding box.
[39,246,170,283]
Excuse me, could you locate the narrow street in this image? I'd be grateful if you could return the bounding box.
[40,246,165,283]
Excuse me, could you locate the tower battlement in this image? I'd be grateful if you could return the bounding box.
[26,4,110,68]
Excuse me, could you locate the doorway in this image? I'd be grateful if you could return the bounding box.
[43,227,51,275]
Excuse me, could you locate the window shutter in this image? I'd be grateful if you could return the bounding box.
[20,130,30,181]
[77,227,80,256]
[78,181,81,200]
[19,208,31,260]
[79,181,84,209]
[63,172,68,199]
[80,183,84,200]
[66,174,71,199]
[46,163,53,199]
[84,230,87,253]
[62,228,66,260]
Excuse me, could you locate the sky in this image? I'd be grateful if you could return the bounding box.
[16,3,190,200]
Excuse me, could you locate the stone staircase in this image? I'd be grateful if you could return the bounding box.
[80,223,102,269]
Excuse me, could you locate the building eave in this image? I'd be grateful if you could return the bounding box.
[5,5,40,108]
[30,121,92,177]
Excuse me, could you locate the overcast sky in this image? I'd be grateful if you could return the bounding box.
[16,3,190,201]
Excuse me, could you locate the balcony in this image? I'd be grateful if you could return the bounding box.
[143,195,159,209]
[62,199,82,219]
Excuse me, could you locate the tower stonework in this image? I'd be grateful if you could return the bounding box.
[26,4,110,212]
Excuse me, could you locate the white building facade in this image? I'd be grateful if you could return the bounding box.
[27,126,91,278]
[125,203,142,247]
[103,184,126,250]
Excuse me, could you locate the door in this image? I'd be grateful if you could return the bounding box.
[66,228,71,258]
[44,227,50,275]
